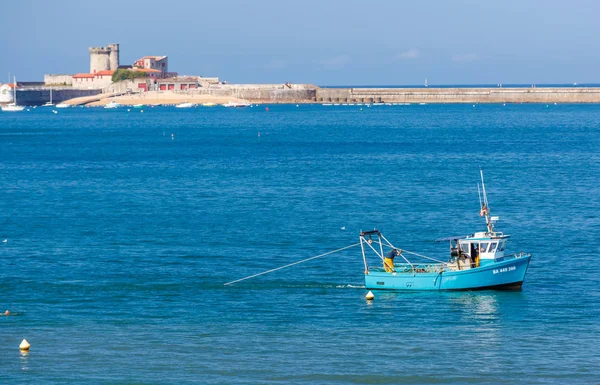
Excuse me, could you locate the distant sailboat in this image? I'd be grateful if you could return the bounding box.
[425,78,428,87]
[43,88,54,107]
[1,76,25,112]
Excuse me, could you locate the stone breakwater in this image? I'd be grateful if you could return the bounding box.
[315,87,600,104]
[60,84,600,106]
[186,85,600,104]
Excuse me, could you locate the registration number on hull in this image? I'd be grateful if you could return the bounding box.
[493,266,516,274]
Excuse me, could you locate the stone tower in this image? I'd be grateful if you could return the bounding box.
[89,44,120,73]
[107,43,119,70]
[89,46,111,74]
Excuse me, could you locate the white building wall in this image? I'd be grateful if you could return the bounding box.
[44,74,73,86]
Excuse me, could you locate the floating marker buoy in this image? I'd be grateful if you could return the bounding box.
[20,339,30,351]
[4,310,9,315]
[366,291,375,300]
[140,110,144,113]
[341,226,346,230]
[2,239,7,243]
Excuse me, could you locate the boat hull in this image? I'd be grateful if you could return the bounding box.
[365,254,531,291]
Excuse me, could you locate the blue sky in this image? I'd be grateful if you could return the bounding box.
[1,0,599,85]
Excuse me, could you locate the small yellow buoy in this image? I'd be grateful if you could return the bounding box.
[366,291,375,300]
[20,339,30,351]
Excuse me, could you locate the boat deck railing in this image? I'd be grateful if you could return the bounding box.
[370,263,445,275]
[370,252,531,274]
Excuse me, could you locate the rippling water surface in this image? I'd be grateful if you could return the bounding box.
[1,104,599,384]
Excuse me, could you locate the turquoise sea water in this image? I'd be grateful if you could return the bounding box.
[1,104,599,384]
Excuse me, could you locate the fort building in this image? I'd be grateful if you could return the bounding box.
[89,43,119,73]
[133,56,169,74]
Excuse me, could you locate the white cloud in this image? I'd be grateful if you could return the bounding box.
[319,54,350,69]
[396,48,420,60]
[452,53,478,63]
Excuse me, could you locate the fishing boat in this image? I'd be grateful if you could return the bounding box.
[360,171,531,291]
[1,76,25,112]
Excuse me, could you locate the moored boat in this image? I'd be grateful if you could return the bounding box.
[175,102,194,108]
[360,171,531,291]
[1,76,25,112]
[104,101,120,109]
[43,88,54,107]
[222,100,250,108]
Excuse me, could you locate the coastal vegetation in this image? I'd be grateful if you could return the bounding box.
[111,69,148,82]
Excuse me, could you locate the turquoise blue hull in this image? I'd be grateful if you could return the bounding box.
[365,255,531,291]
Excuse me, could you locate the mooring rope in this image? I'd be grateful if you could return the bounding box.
[224,242,361,286]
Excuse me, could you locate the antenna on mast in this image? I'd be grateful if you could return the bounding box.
[479,169,493,233]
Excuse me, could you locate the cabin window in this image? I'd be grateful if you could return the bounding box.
[489,242,498,253]
[497,241,505,252]
[479,242,489,253]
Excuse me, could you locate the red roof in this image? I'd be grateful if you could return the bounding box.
[95,70,115,76]
[73,73,95,78]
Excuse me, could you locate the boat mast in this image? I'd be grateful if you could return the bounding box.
[13,76,16,104]
[479,169,493,233]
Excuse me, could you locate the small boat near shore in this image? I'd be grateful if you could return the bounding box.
[104,101,120,109]
[222,100,250,108]
[360,171,531,291]
[175,102,194,108]
[55,103,70,108]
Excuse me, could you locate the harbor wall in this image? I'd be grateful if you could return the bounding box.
[44,74,73,86]
[16,88,101,106]
[195,84,316,102]
[59,83,600,106]
[314,87,600,104]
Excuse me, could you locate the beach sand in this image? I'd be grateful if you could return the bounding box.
[85,92,244,106]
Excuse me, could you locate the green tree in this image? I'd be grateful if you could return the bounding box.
[111,69,148,82]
